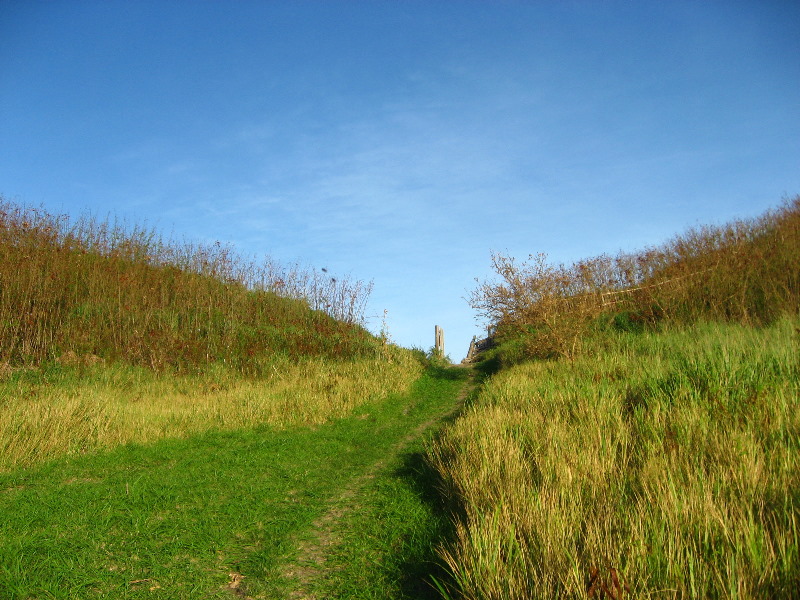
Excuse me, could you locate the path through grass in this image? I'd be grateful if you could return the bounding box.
[283,365,473,599]
[0,366,470,599]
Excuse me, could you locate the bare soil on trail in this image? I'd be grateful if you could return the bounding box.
[279,372,474,600]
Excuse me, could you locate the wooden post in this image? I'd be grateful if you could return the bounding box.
[464,335,478,363]
[434,325,444,357]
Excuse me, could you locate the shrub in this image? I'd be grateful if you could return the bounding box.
[470,197,800,361]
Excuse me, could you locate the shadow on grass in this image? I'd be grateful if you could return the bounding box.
[385,449,460,600]
[387,369,473,600]
[471,353,501,379]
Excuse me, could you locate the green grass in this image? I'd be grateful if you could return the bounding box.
[7,195,797,600]
[301,366,472,599]
[0,367,469,599]
[428,317,800,599]
[0,349,420,473]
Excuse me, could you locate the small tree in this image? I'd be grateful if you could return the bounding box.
[469,252,612,360]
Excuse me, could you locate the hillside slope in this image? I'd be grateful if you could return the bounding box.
[0,198,378,373]
[430,199,800,599]
[0,199,420,473]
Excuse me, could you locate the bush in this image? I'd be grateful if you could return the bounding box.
[470,197,800,362]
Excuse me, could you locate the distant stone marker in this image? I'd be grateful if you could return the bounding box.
[435,325,444,356]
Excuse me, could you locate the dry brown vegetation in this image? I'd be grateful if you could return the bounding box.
[469,197,800,361]
[0,198,376,372]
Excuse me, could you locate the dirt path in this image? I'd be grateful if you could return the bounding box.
[280,371,474,600]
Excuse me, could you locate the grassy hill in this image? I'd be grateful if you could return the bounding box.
[429,198,800,599]
[469,197,799,365]
[1,198,477,600]
[3,196,798,598]
[0,198,379,372]
[0,198,422,473]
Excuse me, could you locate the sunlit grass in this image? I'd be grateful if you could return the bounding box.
[0,347,421,473]
[0,366,461,600]
[428,317,800,598]
[0,198,376,370]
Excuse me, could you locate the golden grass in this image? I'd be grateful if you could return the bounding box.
[428,317,800,598]
[0,347,421,473]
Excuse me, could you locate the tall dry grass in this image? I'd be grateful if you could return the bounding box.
[0,198,423,474]
[428,318,799,599]
[470,197,800,361]
[0,198,375,371]
[0,345,421,473]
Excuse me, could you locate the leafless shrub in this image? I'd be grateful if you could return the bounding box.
[470,197,800,361]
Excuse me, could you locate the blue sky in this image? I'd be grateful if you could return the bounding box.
[2,1,799,359]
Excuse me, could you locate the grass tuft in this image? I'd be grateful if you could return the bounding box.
[428,318,800,598]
